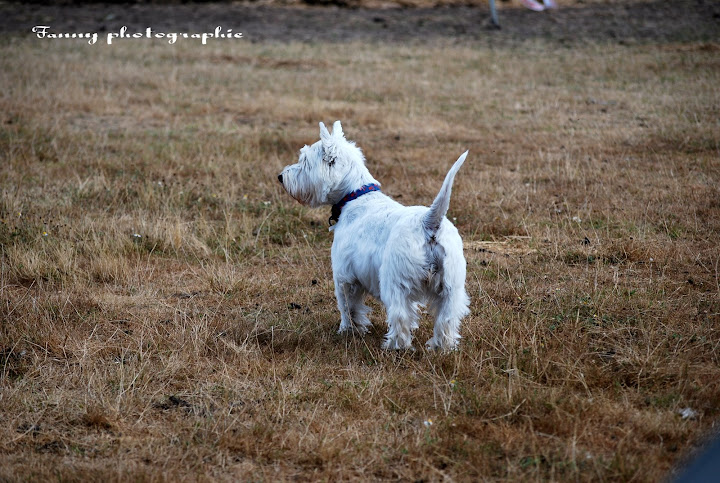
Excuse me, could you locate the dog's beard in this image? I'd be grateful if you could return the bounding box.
[281,169,321,207]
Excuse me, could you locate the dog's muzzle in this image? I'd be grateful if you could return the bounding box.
[277,174,283,184]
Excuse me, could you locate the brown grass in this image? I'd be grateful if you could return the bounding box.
[1,29,719,481]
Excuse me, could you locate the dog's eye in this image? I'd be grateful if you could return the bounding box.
[322,151,335,167]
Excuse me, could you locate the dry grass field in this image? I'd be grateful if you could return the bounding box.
[1,3,719,480]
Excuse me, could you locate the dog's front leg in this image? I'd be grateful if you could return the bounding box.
[335,279,354,333]
[335,280,372,334]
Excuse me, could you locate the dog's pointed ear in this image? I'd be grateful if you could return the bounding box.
[333,121,344,139]
[319,122,332,147]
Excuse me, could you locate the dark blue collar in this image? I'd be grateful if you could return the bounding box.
[329,183,381,226]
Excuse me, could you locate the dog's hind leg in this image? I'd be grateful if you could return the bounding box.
[426,286,470,350]
[380,285,420,350]
[336,281,372,334]
[382,305,419,350]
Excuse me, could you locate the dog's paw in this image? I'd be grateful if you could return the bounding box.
[337,324,370,335]
[382,337,414,351]
[425,338,460,352]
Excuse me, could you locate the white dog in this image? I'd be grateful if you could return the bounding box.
[278,121,470,350]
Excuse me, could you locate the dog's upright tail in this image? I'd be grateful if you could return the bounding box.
[422,150,468,238]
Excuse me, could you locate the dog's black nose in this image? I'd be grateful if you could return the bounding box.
[277,174,283,184]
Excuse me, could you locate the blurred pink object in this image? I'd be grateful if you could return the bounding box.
[520,0,545,11]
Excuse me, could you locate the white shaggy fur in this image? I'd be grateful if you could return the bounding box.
[278,121,470,350]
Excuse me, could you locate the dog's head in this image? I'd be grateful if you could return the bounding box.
[278,121,374,207]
